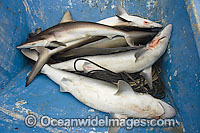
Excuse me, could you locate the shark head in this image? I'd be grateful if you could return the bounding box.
[147,24,172,50]
[127,16,163,28]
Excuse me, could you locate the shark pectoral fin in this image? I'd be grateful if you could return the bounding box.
[114,80,134,95]
[60,78,73,93]
[140,66,152,89]
[134,48,147,62]
[116,5,128,16]
[60,10,75,23]
[108,113,128,133]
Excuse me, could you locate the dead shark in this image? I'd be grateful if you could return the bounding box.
[20,11,158,86]
[51,24,172,88]
[21,48,176,133]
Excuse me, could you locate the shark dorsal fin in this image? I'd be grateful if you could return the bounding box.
[114,80,135,95]
[60,10,75,23]
[116,5,128,16]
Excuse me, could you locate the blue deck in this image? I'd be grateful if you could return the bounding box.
[0,0,200,132]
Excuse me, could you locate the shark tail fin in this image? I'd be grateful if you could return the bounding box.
[25,46,67,87]
[25,47,51,87]
[116,5,127,16]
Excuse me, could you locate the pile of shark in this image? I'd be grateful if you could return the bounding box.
[17,5,176,132]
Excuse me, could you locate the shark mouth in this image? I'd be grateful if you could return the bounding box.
[148,36,167,49]
[158,36,167,41]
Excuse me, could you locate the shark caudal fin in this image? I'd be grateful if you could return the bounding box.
[25,47,51,87]
[25,46,67,87]
[116,5,127,16]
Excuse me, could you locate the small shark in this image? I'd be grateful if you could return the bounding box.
[98,5,162,28]
[17,21,146,49]
[51,24,172,89]
[21,49,176,133]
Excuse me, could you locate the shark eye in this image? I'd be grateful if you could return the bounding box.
[144,21,149,25]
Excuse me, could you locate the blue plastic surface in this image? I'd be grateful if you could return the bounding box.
[0,0,200,132]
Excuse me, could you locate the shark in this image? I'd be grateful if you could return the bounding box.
[21,48,176,133]
[51,24,173,89]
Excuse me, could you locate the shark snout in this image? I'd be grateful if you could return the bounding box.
[17,42,36,49]
[160,24,172,38]
[17,40,48,49]
[151,22,163,28]
[158,100,176,119]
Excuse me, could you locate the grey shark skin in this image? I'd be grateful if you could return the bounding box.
[52,46,143,61]
[82,30,157,48]
[21,49,176,133]
[17,21,140,49]
[21,20,141,86]
[51,24,173,88]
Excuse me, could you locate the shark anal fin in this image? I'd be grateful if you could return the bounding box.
[140,66,152,89]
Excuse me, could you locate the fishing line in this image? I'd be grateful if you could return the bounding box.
[73,58,165,99]
[74,58,117,75]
